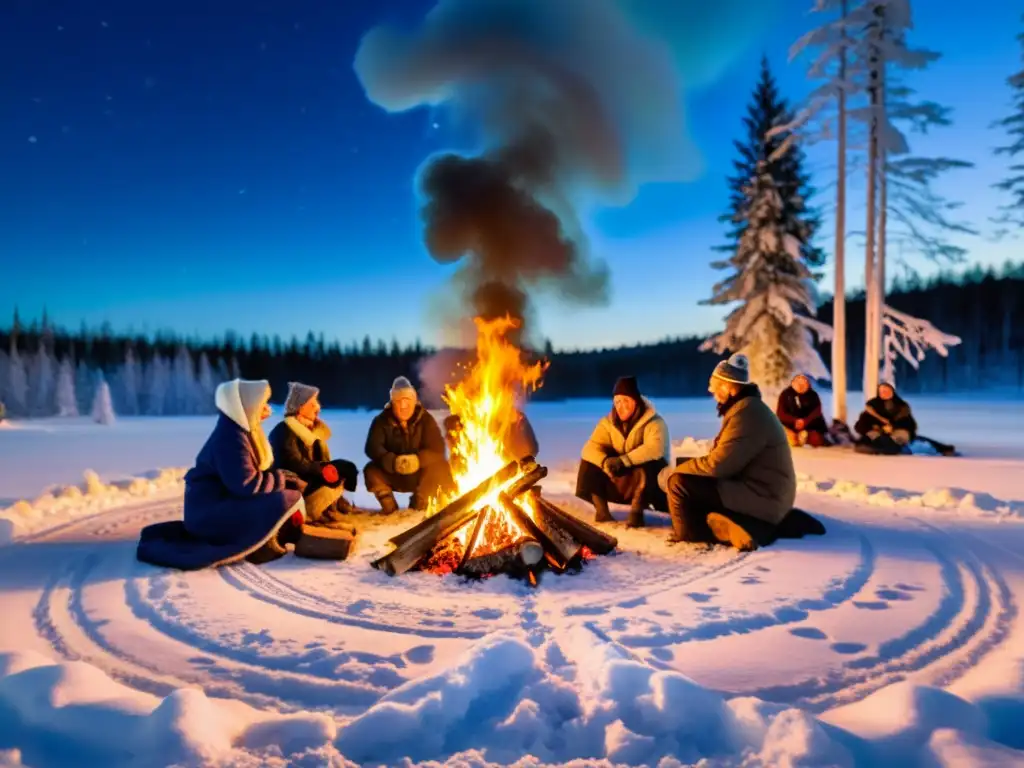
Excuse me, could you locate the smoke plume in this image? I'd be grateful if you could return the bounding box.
[354,0,747,336]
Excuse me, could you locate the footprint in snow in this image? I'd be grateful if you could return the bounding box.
[686,592,714,603]
[853,600,890,610]
[875,588,914,601]
[832,642,868,654]
[405,645,435,664]
[649,647,674,661]
[790,627,828,640]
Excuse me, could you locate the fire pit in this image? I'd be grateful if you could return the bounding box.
[370,316,617,584]
[371,457,617,583]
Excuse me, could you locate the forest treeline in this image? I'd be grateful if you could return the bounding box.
[0,262,1021,417]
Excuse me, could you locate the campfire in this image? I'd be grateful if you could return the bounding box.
[372,317,617,584]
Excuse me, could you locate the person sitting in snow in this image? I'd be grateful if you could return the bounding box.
[576,376,670,528]
[659,354,803,551]
[776,374,830,448]
[269,382,359,526]
[443,408,539,474]
[136,379,308,570]
[363,376,455,515]
[854,382,917,455]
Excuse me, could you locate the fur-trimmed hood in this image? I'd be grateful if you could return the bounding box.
[283,416,332,448]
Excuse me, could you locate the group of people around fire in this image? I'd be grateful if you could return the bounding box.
[137,352,929,570]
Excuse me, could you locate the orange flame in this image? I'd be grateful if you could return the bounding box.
[431,315,548,558]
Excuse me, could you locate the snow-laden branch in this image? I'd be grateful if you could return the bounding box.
[879,304,962,384]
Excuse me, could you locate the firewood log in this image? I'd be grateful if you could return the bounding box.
[388,458,523,547]
[460,537,543,576]
[535,497,618,555]
[372,463,548,576]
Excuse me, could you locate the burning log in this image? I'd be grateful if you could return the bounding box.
[535,496,618,556]
[372,460,548,576]
[388,458,526,547]
[460,537,544,576]
[495,492,574,572]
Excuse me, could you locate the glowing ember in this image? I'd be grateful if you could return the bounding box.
[428,315,547,560]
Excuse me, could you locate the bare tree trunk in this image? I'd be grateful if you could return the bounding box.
[832,0,849,423]
[862,10,882,398]
[875,62,888,385]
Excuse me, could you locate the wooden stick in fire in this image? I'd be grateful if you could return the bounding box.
[372,460,548,576]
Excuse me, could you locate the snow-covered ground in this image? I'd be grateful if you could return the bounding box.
[1,394,1023,767]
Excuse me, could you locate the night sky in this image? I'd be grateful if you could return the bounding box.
[1,0,1019,350]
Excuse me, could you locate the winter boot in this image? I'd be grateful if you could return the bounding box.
[409,494,429,513]
[706,512,759,552]
[776,508,827,539]
[707,511,778,551]
[376,492,399,516]
[592,494,613,523]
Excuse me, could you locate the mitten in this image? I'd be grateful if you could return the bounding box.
[321,463,340,485]
[331,459,359,492]
[604,456,625,476]
[395,454,420,475]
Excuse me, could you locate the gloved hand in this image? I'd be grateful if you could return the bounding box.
[603,455,626,476]
[321,463,340,485]
[394,454,420,475]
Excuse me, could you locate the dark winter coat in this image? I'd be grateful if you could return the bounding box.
[136,385,303,570]
[365,403,447,474]
[776,387,828,434]
[445,410,539,462]
[673,386,796,525]
[269,417,357,491]
[854,391,917,441]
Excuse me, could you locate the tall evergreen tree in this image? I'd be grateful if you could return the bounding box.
[994,15,1024,230]
[703,161,829,396]
[719,56,825,268]
[55,357,79,417]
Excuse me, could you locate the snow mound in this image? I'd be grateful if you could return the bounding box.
[0,467,187,545]
[797,473,1023,521]
[671,436,713,456]
[0,650,336,767]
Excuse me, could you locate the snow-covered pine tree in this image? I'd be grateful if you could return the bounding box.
[117,346,141,416]
[171,345,198,415]
[55,356,79,417]
[91,375,116,425]
[702,161,830,397]
[718,56,825,269]
[144,354,170,416]
[196,352,217,413]
[993,15,1024,230]
[75,359,95,416]
[28,346,56,417]
[0,349,8,412]
[6,347,28,417]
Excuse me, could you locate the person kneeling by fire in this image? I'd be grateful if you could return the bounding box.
[576,376,670,528]
[364,376,455,515]
[269,382,359,526]
[659,354,825,551]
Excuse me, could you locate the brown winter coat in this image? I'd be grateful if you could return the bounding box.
[365,403,448,473]
[674,387,796,525]
[580,397,671,469]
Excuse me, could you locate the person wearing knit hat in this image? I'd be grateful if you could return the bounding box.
[657,355,806,552]
[362,375,454,515]
[776,374,830,448]
[576,375,671,528]
[852,381,919,455]
[136,379,308,571]
[270,382,360,525]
